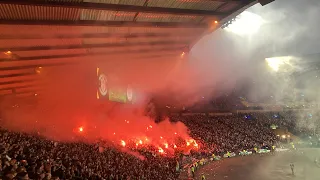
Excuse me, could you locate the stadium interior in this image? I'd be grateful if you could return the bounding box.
[0,0,320,180]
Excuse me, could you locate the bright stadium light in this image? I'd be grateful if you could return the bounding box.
[223,11,264,35]
[265,56,294,72]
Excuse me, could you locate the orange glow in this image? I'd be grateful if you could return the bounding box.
[174,144,177,148]
[4,51,12,55]
[96,90,100,99]
[181,52,185,57]
[160,136,163,139]
[78,126,83,132]
[35,67,43,74]
[96,67,100,76]
[186,142,190,146]
[194,142,199,148]
[214,20,218,24]
[121,140,126,147]
[158,147,164,153]
[164,143,168,149]
[139,140,143,144]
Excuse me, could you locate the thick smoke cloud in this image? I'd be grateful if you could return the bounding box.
[191,0,320,103]
[1,0,319,143]
[0,61,195,153]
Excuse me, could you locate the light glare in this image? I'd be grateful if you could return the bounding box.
[4,51,12,55]
[224,11,264,35]
[265,56,294,72]
[121,140,126,147]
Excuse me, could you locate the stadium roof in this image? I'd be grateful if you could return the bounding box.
[0,0,257,99]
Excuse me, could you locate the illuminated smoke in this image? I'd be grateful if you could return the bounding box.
[1,0,318,157]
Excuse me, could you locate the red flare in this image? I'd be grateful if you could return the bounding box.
[158,147,164,153]
[121,140,126,147]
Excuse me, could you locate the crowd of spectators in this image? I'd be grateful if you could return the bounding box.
[1,110,318,179]
[0,129,178,180]
[171,113,279,156]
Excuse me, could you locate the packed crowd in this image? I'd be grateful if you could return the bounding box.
[171,113,279,156]
[0,129,178,180]
[1,110,317,179]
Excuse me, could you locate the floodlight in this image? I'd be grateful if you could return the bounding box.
[265,56,294,72]
[224,11,264,35]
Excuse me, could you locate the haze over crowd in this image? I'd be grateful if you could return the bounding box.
[0,0,319,142]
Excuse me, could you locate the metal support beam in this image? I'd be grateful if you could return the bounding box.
[201,0,249,2]
[0,81,40,91]
[0,84,38,91]
[0,32,198,40]
[0,79,36,86]
[0,52,178,90]
[0,19,207,28]
[0,73,34,79]
[215,2,230,12]
[0,51,179,72]
[0,84,40,90]
[189,0,257,49]
[0,63,74,72]
[0,75,37,84]
[133,0,150,21]
[0,40,187,52]
[0,0,227,17]
[0,69,34,76]
[0,46,183,62]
